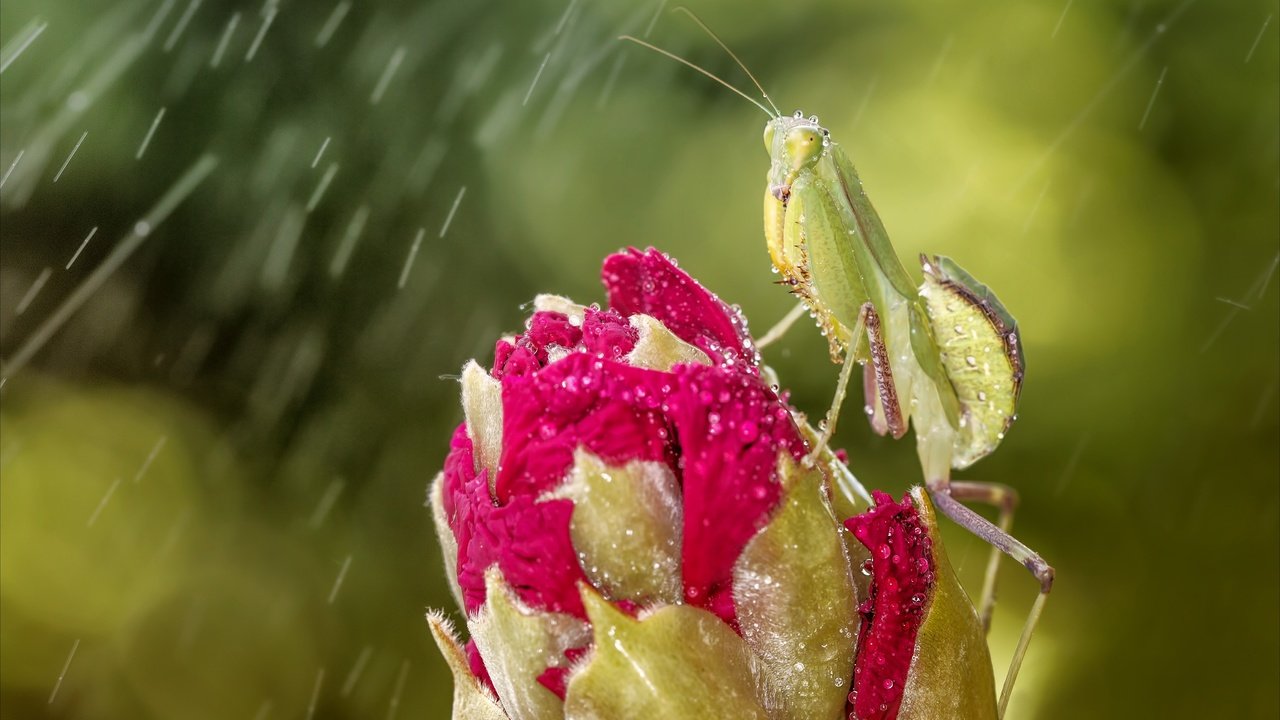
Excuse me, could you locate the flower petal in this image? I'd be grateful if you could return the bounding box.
[844,490,934,720]
[580,307,638,361]
[843,489,997,720]
[896,488,997,720]
[527,311,583,356]
[443,425,590,617]
[602,248,758,372]
[491,311,582,380]
[666,364,806,626]
[496,353,674,502]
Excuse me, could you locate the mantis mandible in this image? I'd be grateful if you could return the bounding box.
[624,12,1054,717]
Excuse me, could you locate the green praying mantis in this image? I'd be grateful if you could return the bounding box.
[624,12,1054,718]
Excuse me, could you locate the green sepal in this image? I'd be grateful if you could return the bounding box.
[533,293,587,322]
[563,587,770,720]
[429,472,465,612]
[427,610,510,720]
[898,487,998,720]
[468,567,590,720]
[733,454,858,720]
[624,314,712,370]
[796,416,874,600]
[545,449,683,606]
[461,360,503,481]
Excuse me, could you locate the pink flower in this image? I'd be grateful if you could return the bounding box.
[427,249,999,720]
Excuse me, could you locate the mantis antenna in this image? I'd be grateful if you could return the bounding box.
[671,7,782,117]
[618,35,775,119]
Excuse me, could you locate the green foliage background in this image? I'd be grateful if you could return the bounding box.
[1,0,1276,717]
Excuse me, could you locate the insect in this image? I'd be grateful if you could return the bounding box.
[624,13,1053,718]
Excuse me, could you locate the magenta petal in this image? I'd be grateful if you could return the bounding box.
[440,424,479,524]
[843,491,936,720]
[666,364,806,626]
[442,423,587,618]
[493,340,539,380]
[526,311,583,355]
[450,458,588,617]
[487,495,587,616]
[602,248,758,373]
[535,645,590,700]
[536,666,571,700]
[580,307,638,361]
[491,311,585,380]
[496,352,675,502]
[443,248,821,701]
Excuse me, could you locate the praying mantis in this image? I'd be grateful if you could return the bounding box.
[624,12,1054,718]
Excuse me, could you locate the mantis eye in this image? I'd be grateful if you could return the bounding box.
[763,123,776,152]
[785,127,824,168]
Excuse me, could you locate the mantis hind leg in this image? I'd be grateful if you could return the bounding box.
[948,480,1019,632]
[925,481,1053,719]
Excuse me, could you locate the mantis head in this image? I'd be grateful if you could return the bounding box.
[764,112,830,201]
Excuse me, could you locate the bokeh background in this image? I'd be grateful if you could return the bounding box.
[1,0,1276,717]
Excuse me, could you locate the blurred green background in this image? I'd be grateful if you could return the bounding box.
[1,0,1276,717]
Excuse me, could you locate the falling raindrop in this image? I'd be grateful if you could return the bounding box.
[52,131,87,182]
[47,638,80,704]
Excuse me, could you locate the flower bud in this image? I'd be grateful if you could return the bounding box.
[429,248,860,719]
[428,248,1003,720]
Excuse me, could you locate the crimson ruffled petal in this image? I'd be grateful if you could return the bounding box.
[667,364,806,626]
[535,645,591,699]
[492,340,539,380]
[526,311,582,355]
[445,427,589,617]
[602,247,758,373]
[492,311,583,380]
[496,352,675,502]
[843,491,936,720]
[580,307,638,361]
